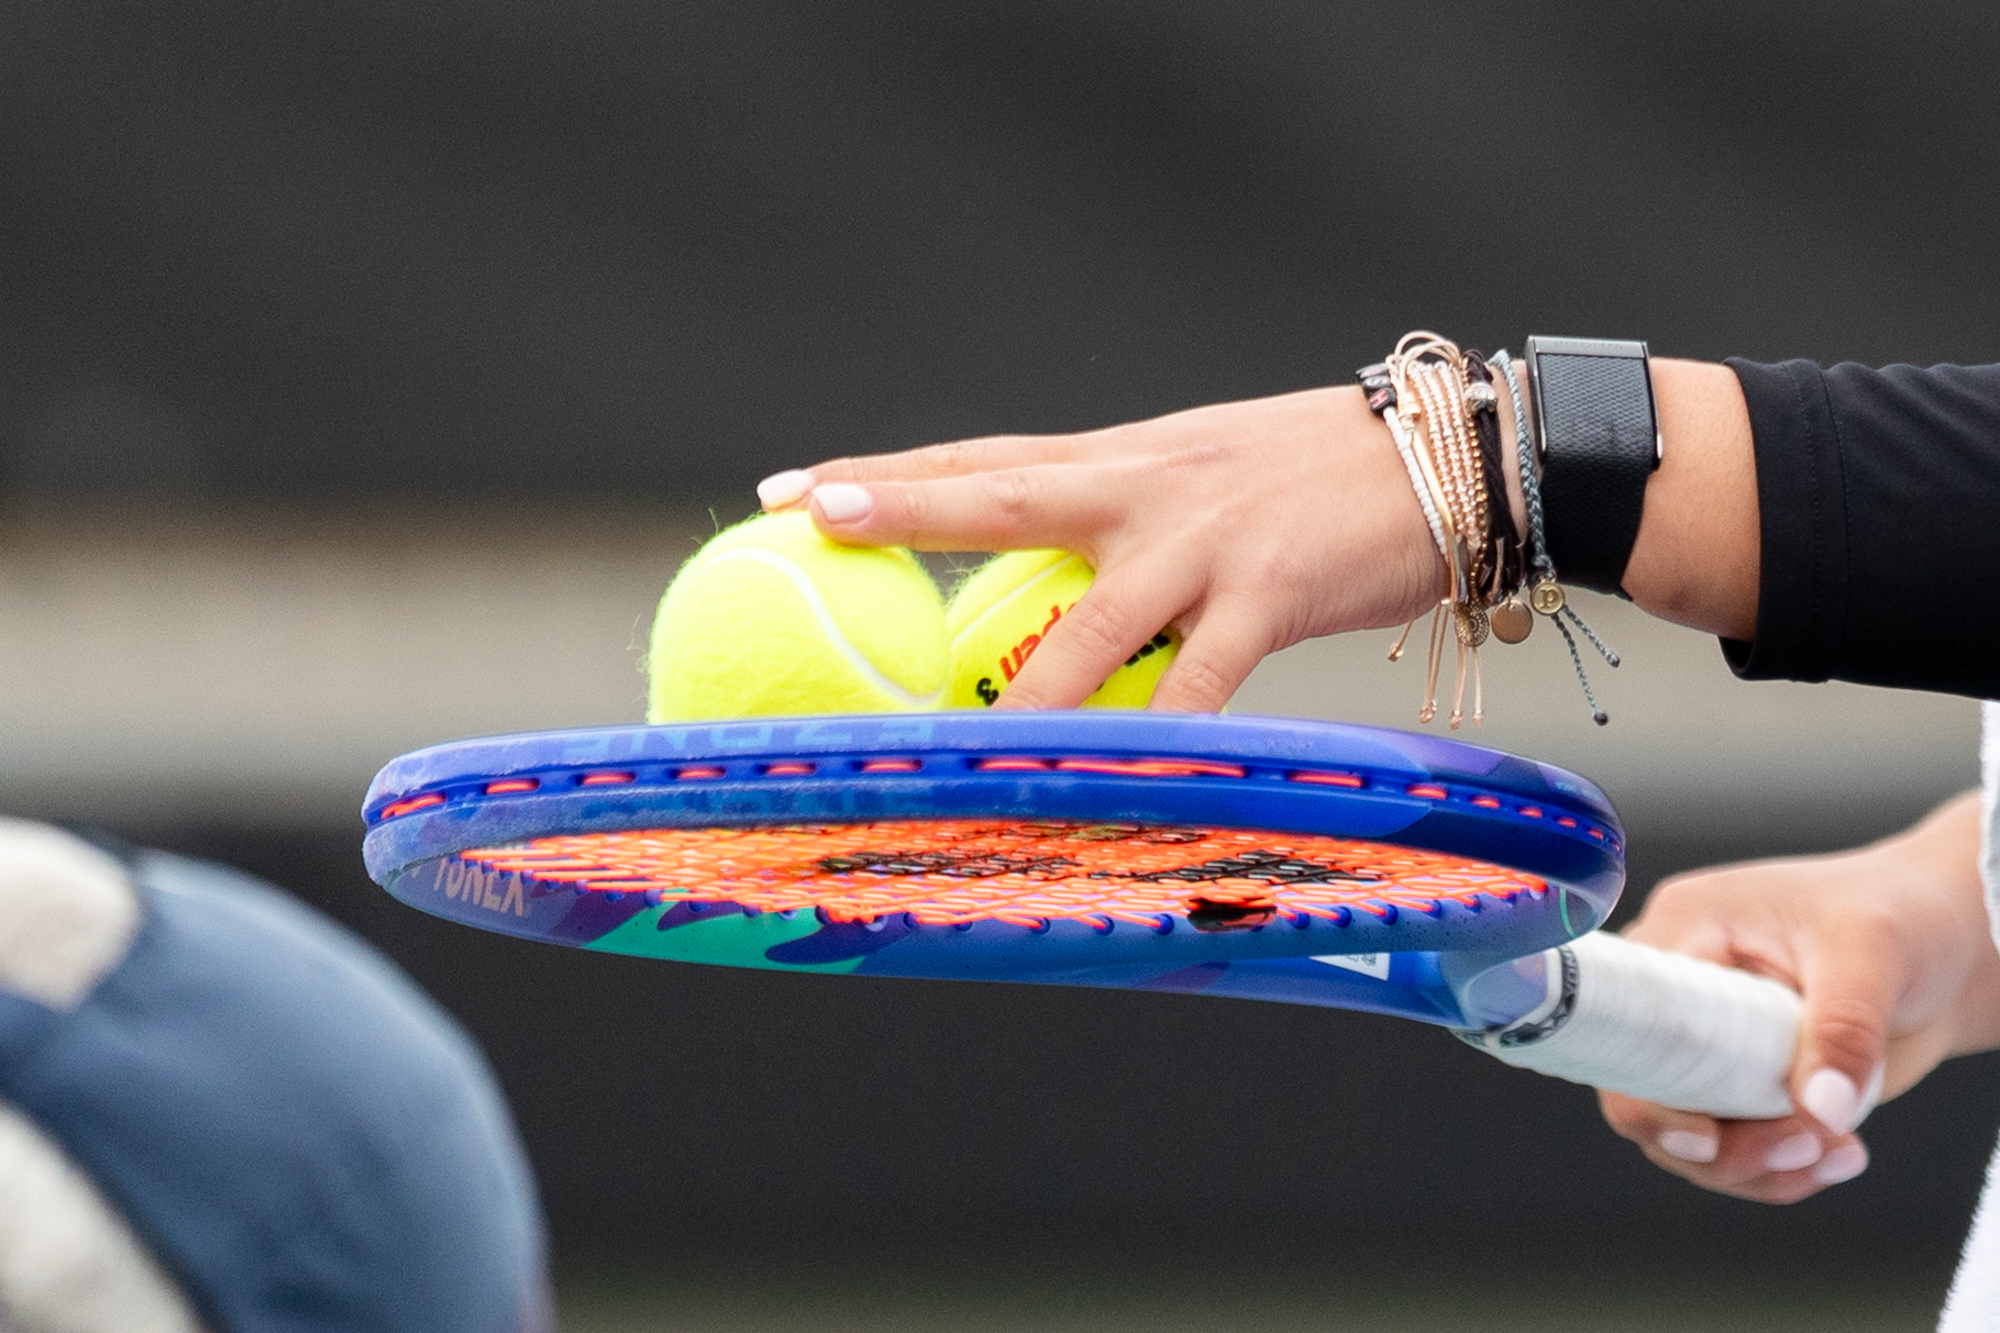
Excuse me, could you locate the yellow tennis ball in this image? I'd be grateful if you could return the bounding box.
[944,549,1177,709]
[646,511,948,722]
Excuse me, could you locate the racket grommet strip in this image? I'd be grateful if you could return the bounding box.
[366,743,1611,855]
[378,793,446,819]
[1286,770,1364,788]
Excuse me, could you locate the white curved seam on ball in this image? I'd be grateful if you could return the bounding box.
[950,555,1078,651]
[700,549,944,708]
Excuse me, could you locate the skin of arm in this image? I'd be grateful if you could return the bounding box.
[1623,359,1760,641]
[759,357,1760,710]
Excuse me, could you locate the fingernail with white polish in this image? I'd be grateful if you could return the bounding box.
[757,469,816,510]
[1812,1141,1869,1186]
[1764,1132,1824,1174]
[1801,1068,1864,1134]
[811,483,873,523]
[1658,1130,1720,1164]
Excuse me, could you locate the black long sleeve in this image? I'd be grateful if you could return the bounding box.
[1721,358,2000,699]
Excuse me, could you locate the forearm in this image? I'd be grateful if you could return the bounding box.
[1621,359,1760,640]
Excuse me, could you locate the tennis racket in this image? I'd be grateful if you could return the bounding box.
[363,711,1801,1119]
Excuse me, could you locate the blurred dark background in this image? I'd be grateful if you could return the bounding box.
[4,0,1998,1318]
[8,0,2000,504]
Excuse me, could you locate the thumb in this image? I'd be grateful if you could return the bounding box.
[1788,913,1892,1135]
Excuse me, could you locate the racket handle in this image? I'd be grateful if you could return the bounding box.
[1468,932,1802,1120]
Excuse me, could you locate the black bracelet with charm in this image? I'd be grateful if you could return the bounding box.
[1462,350,1532,645]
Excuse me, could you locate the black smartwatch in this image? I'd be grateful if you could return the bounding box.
[1523,336,1660,596]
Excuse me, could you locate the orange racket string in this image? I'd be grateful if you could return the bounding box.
[457,820,1546,927]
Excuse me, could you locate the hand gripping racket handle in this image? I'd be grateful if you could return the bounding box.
[1468,932,1803,1120]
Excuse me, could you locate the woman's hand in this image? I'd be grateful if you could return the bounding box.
[1598,792,2000,1203]
[761,359,1758,709]
[755,386,1444,711]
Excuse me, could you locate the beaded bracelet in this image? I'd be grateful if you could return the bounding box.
[1408,348,1490,723]
[1408,358,1488,641]
[1363,333,1493,726]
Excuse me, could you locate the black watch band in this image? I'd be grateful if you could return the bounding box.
[1524,335,1660,596]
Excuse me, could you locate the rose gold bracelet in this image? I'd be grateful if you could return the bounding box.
[1384,335,1489,725]
[1412,357,1490,725]
[1384,338,1480,720]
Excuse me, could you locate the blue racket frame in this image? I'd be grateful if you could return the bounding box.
[364,712,1623,1029]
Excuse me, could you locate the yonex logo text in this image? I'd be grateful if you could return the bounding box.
[437,860,528,917]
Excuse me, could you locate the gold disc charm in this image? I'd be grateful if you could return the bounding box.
[1529,578,1566,617]
[1489,594,1534,644]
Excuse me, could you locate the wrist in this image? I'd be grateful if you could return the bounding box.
[1867,793,2000,1058]
[1329,382,1449,623]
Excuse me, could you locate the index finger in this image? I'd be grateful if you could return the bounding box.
[761,434,1090,508]
[803,462,1127,555]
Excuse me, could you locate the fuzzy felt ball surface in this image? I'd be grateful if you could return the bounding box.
[647,512,949,721]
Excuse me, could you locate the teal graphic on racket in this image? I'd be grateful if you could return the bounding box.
[364,711,1802,1119]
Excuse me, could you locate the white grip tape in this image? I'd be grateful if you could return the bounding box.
[1479,932,1802,1119]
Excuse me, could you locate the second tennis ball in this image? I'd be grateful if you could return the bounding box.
[945,550,1177,709]
[647,511,949,721]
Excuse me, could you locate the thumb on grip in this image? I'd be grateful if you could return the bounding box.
[1471,932,1801,1119]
